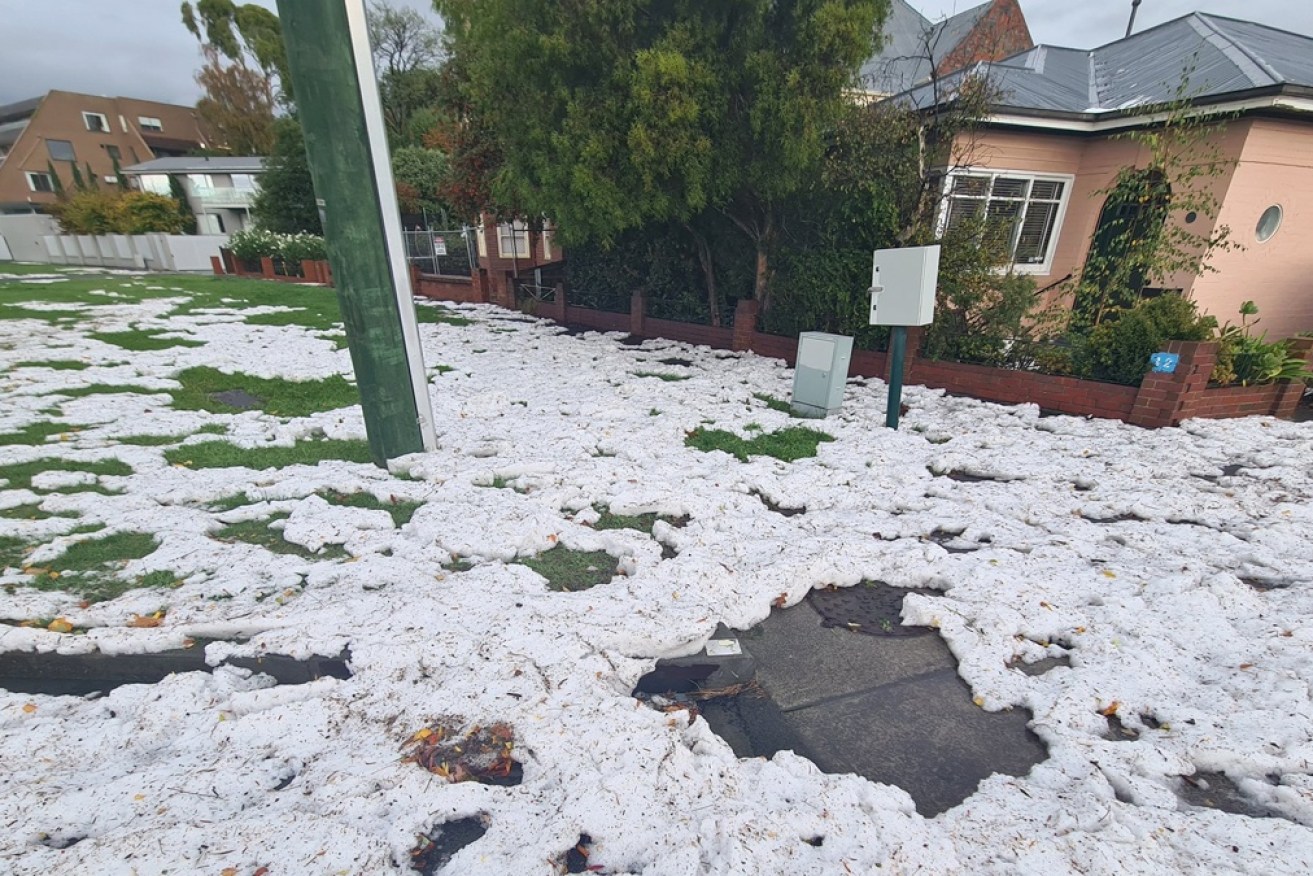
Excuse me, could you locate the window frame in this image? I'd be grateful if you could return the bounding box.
[46,138,76,162]
[937,168,1074,275]
[137,116,164,132]
[497,220,531,259]
[82,111,110,132]
[25,171,55,193]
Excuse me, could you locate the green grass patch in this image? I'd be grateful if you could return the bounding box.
[414,305,473,326]
[0,305,84,322]
[633,370,691,382]
[592,506,687,534]
[162,276,343,328]
[752,392,804,417]
[22,531,161,603]
[685,426,834,463]
[517,546,616,592]
[213,514,347,560]
[208,492,254,512]
[0,263,73,275]
[318,489,422,527]
[165,438,373,470]
[89,329,204,351]
[0,457,133,491]
[0,274,180,309]
[11,359,89,371]
[0,421,76,446]
[0,502,78,521]
[1,535,27,570]
[433,364,455,375]
[168,366,358,417]
[57,384,163,399]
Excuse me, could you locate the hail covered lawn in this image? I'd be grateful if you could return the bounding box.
[1,267,1311,875]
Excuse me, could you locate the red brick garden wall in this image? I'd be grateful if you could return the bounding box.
[279,264,1313,429]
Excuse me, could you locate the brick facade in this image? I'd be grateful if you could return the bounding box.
[936,0,1034,77]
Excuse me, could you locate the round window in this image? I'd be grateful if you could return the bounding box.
[1256,205,1282,242]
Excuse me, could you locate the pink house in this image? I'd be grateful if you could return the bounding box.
[905,13,1313,339]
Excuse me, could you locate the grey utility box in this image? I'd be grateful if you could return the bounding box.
[790,332,854,418]
[869,244,940,326]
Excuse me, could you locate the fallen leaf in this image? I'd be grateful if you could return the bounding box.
[253,867,269,876]
[1099,701,1120,716]
[47,617,74,633]
[133,794,146,801]
[1039,601,1052,609]
[22,703,37,714]
[1101,569,1117,579]
[129,614,162,628]
[221,868,237,876]
[772,592,788,608]
[1239,663,1254,670]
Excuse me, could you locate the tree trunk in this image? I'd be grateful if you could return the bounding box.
[685,224,720,328]
[753,213,775,317]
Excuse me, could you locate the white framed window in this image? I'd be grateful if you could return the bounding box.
[82,111,109,132]
[230,173,258,191]
[138,116,163,132]
[138,174,172,195]
[939,169,1072,273]
[541,220,553,261]
[25,171,55,193]
[497,220,530,259]
[475,222,487,258]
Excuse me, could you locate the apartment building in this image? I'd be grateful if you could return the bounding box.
[0,90,210,214]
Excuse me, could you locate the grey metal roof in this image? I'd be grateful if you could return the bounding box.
[0,97,41,126]
[859,0,992,95]
[121,156,267,175]
[901,12,1313,118]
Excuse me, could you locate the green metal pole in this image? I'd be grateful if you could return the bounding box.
[886,325,906,429]
[276,0,435,466]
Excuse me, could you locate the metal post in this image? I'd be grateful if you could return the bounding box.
[885,325,907,429]
[276,0,437,466]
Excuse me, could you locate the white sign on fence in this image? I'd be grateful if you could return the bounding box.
[432,235,447,256]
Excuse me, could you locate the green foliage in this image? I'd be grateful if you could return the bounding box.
[685,425,834,462]
[436,0,888,309]
[392,146,449,217]
[920,222,1051,367]
[163,438,373,470]
[181,0,291,100]
[50,190,187,235]
[380,68,446,148]
[632,371,689,382]
[169,175,198,234]
[11,360,89,369]
[227,228,326,265]
[252,119,322,234]
[46,161,65,197]
[1212,302,1313,386]
[169,366,358,417]
[1073,296,1216,385]
[517,546,616,592]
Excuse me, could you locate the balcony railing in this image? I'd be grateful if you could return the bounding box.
[193,187,256,209]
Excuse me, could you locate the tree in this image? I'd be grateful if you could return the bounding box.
[368,1,442,80]
[379,66,445,148]
[252,118,322,235]
[434,0,888,319]
[181,0,290,102]
[194,44,277,154]
[169,175,199,234]
[391,146,449,221]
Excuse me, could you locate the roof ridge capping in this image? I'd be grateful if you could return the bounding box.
[1188,13,1282,87]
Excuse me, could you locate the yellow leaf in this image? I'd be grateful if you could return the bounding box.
[47,618,74,633]
[128,614,161,628]
[1099,701,1120,716]
[22,703,37,714]
[1101,569,1117,579]
[133,794,146,801]
[413,727,433,741]
[972,695,984,707]
[222,868,238,876]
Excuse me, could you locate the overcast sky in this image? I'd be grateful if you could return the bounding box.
[2,1,1312,107]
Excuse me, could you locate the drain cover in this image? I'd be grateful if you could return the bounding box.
[807,582,934,637]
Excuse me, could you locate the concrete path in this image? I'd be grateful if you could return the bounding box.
[663,598,1048,817]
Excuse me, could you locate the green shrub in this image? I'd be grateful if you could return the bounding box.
[1212,302,1313,386]
[51,190,186,235]
[227,227,281,262]
[278,232,327,264]
[1073,296,1216,385]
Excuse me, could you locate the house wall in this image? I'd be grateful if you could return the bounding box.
[0,92,206,211]
[961,121,1256,320]
[1190,117,1313,338]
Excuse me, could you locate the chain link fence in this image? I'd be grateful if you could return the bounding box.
[403,228,475,278]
